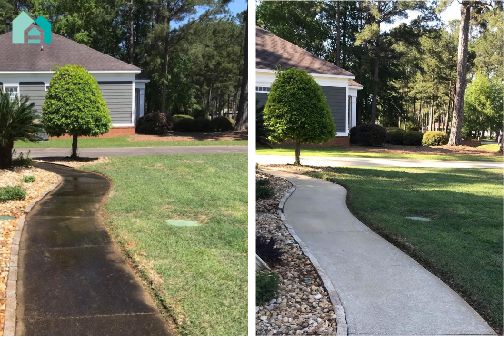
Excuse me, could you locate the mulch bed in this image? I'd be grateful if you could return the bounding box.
[256,171,337,336]
[0,166,61,335]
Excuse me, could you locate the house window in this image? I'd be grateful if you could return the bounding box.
[348,96,352,131]
[45,84,50,91]
[4,86,18,101]
[256,86,270,93]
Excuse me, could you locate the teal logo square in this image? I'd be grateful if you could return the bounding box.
[12,11,52,45]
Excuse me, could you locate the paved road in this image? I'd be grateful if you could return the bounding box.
[266,168,495,336]
[16,163,173,335]
[257,154,504,169]
[16,146,247,158]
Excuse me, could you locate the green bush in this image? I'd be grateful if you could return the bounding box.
[350,124,387,146]
[23,175,35,183]
[0,186,26,202]
[172,114,194,123]
[210,116,234,132]
[403,131,423,146]
[173,117,211,132]
[386,128,405,145]
[136,113,172,135]
[42,64,111,158]
[12,152,33,168]
[256,178,274,200]
[422,131,448,146]
[256,271,279,306]
[264,68,335,165]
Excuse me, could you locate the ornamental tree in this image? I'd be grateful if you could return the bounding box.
[263,68,335,165]
[42,65,111,158]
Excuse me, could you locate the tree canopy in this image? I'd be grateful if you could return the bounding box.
[257,0,503,140]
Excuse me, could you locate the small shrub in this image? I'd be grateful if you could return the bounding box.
[403,131,423,146]
[256,178,274,200]
[350,124,387,146]
[256,235,282,265]
[386,128,405,145]
[23,175,35,183]
[194,118,211,132]
[136,113,172,135]
[422,131,448,146]
[256,271,280,306]
[173,117,211,132]
[12,152,33,168]
[210,116,234,132]
[172,114,193,123]
[0,186,26,202]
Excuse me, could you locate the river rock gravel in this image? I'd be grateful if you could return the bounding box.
[256,171,337,336]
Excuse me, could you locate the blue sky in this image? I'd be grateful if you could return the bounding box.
[228,0,247,14]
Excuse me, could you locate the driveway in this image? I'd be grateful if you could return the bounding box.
[257,154,504,169]
[266,168,495,335]
[16,162,173,335]
[16,146,247,158]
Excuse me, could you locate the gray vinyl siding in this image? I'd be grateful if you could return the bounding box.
[20,82,46,113]
[321,86,346,133]
[98,82,133,124]
[256,93,268,111]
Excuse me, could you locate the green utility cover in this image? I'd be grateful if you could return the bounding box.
[405,216,431,222]
[166,219,201,227]
[0,215,16,221]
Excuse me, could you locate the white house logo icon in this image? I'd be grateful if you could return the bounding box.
[12,11,52,45]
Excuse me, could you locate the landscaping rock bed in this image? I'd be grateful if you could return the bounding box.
[0,166,61,335]
[256,171,337,336]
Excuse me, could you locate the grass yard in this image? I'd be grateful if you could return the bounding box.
[257,145,503,162]
[308,167,503,332]
[16,136,246,148]
[83,154,247,336]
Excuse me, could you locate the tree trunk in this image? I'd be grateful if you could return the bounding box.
[71,135,78,159]
[161,16,170,116]
[334,1,341,66]
[294,141,301,166]
[235,12,248,131]
[129,0,135,64]
[448,2,471,146]
[0,141,13,169]
[371,59,379,124]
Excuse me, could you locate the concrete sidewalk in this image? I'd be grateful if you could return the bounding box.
[16,163,173,335]
[16,145,247,158]
[257,154,504,169]
[266,168,495,335]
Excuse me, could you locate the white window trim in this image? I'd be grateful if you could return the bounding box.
[3,83,20,100]
[131,81,136,125]
[255,86,271,93]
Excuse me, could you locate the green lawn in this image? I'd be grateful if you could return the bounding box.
[257,146,503,162]
[308,167,503,332]
[16,136,246,148]
[83,154,247,335]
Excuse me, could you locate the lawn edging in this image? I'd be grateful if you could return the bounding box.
[4,173,64,335]
[277,183,348,336]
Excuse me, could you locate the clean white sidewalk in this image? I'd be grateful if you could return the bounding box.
[257,154,504,169]
[267,169,495,335]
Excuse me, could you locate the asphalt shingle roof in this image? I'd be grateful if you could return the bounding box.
[0,32,140,72]
[256,27,354,77]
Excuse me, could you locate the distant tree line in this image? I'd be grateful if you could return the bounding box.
[257,0,503,143]
[0,0,247,127]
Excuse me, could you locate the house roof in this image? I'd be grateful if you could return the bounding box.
[256,27,354,77]
[349,79,363,88]
[0,32,140,72]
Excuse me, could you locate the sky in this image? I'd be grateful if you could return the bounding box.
[381,1,461,32]
[228,0,248,14]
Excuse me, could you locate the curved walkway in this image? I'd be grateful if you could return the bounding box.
[257,154,503,169]
[15,163,173,335]
[266,168,495,336]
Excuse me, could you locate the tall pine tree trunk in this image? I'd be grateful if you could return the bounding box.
[371,59,379,124]
[129,0,135,64]
[235,12,248,131]
[334,1,341,66]
[161,16,170,116]
[448,2,471,146]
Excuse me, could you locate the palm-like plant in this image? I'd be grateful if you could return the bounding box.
[0,92,43,169]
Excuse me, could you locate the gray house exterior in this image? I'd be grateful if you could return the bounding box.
[256,27,362,142]
[0,32,147,131]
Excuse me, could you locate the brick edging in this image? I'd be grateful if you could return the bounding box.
[277,183,349,336]
[3,175,64,336]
